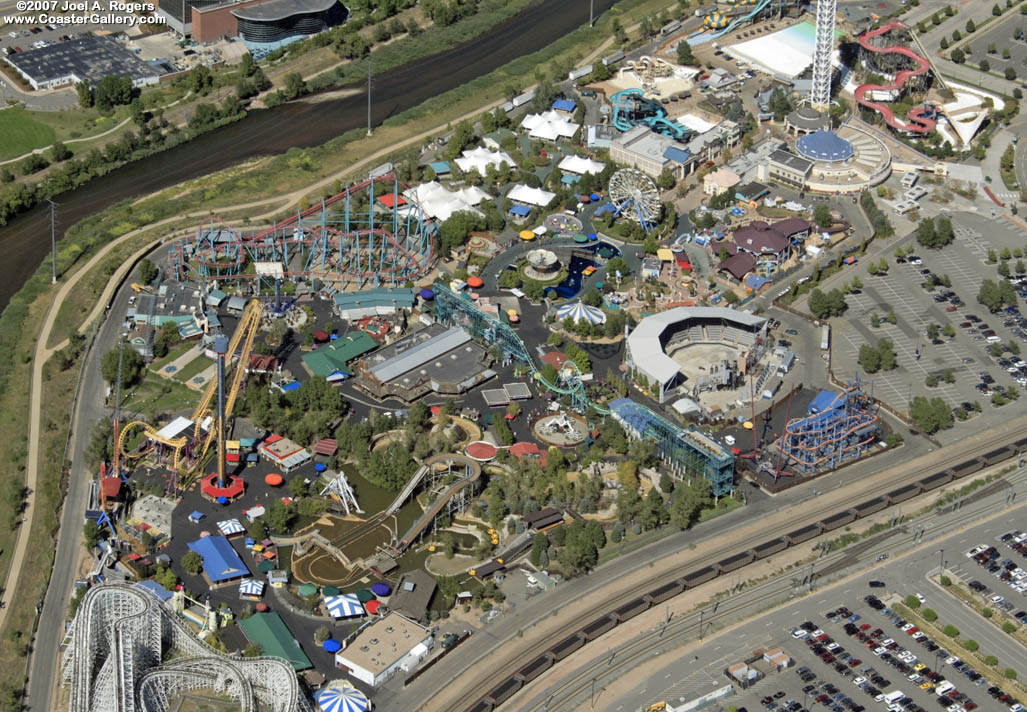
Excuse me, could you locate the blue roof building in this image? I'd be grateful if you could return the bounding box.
[808,389,844,414]
[608,398,735,496]
[187,536,249,584]
[508,204,531,216]
[552,99,577,113]
[796,130,854,162]
[135,580,174,603]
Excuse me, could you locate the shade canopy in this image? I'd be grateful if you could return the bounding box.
[298,583,318,597]
[419,289,435,300]
[573,233,588,243]
[371,582,391,596]
[555,301,607,325]
[467,276,484,288]
[587,233,598,241]
[519,230,536,241]
[316,685,369,712]
[322,585,341,597]
[314,463,327,472]
[258,561,275,572]
[216,496,228,505]
[365,600,381,614]
[355,589,375,603]
[322,638,342,653]
[324,593,364,618]
[264,473,283,486]
[255,602,269,612]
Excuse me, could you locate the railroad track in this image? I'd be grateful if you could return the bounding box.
[526,468,1027,712]
[414,422,1027,712]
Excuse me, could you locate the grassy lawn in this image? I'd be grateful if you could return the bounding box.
[0,107,56,160]
[149,341,196,372]
[171,354,212,383]
[124,377,199,420]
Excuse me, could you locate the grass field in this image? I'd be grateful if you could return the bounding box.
[0,107,57,160]
[171,354,213,384]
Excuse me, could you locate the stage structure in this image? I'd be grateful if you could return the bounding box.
[810,0,837,112]
[167,173,434,291]
[61,583,308,712]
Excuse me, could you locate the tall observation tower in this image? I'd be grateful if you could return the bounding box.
[810,0,837,112]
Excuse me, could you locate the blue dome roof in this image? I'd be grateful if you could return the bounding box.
[796,130,854,162]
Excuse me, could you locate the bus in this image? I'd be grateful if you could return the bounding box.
[820,325,831,351]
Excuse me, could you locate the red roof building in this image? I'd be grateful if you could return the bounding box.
[540,352,568,369]
[101,477,122,500]
[313,438,338,457]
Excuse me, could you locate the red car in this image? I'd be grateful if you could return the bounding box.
[860,624,872,631]
[946,305,958,312]
[906,627,919,634]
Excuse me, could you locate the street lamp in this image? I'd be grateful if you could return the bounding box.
[939,548,945,575]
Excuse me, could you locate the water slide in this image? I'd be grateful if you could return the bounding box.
[689,0,776,46]
[853,22,935,134]
[396,454,482,552]
[609,88,689,138]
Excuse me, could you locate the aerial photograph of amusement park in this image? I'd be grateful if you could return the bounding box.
[0,0,1027,709]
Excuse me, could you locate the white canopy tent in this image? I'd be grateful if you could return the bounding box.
[454,146,516,175]
[520,110,580,141]
[558,155,606,176]
[404,181,490,221]
[507,184,556,207]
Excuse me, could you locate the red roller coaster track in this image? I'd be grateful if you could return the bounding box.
[854,22,935,134]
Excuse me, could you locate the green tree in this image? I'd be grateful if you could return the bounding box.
[676,40,698,66]
[657,168,676,190]
[265,500,296,534]
[966,18,976,31]
[858,343,882,373]
[243,642,263,657]
[905,594,922,609]
[182,551,203,575]
[101,346,144,389]
[951,48,965,63]
[963,639,979,651]
[240,52,258,77]
[138,258,159,285]
[77,80,93,108]
[922,608,938,622]
[813,203,832,227]
[1005,668,1017,680]
[638,488,667,530]
[942,624,959,637]
[83,520,100,550]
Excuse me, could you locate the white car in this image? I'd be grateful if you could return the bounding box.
[873,646,886,656]
[914,593,926,603]
[908,672,920,681]
[991,594,1005,603]
[853,677,867,686]
[812,629,825,638]
[901,623,914,632]
[791,628,809,639]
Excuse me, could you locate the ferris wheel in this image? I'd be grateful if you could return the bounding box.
[608,168,661,233]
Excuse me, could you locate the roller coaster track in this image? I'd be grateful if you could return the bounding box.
[854,22,935,134]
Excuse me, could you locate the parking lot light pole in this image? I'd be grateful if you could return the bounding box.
[939,548,944,575]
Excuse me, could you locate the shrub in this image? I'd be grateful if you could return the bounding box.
[985,655,998,666]
[963,639,979,652]
[940,575,951,586]
[905,594,922,609]
[922,608,938,622]
[1005,668,1017,680]
[1002,621,1016,633]
[982,607,993,618]
[943,624,960,637]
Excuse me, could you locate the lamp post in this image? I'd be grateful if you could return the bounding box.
[938,548,945,576]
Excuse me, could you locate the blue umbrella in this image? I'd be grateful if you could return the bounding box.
[322,638,342,653]
[587,233,597,241]
[314,463,327,472]
[589,193,600,201]
[419,288,435,300]
[216,496,228,505]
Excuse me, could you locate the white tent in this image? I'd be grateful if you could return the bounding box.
[454,146,516,176]
[238,579,265,598]
[507,184,556,207]
[555,301,607,325]
[404,181,490,221]
[558,155,605,176]
[520,110,580,140]
[324,593,364,619]
[217,518,245,537]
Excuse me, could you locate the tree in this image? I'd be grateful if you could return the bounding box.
[657,168,676,190]
[951,48,965,63]
[138,258,158,285]
[243,642,263,658]
[288,476,309,498]
[927,323,940,341]
[942,323,955,338]
[909,396,954,434]
[905,594,921,609]
[240,52,258,77]
[77,80,93,108]
[922,608,938,622]
[813,203,832,227]
[83,520,100,550]
[182,551,203,575]
[966,18,976,32]
[94,74,133,112]
[265,500,296,534]
[101,346,144,389]
[638,488,667,530]
[808,288,847,318]
[858,344,882,373]
[1005,668,1017,680]
[188,65,213,95]
[916,218,935,247]
[979,59,990,72]
[676,40,698,66]
[49,141,72,163]
[530,532,549,566]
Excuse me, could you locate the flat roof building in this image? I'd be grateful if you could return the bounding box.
[8,35,161,91]
[759,149,813,189]
[334,612,432,688]
[238,611,312,670]
[333,288,414,320]
[234,0,347,53]
[301,331,377,378]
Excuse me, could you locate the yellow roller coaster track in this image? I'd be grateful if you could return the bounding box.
[118,298,263,474]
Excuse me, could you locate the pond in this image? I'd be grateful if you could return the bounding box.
[547,242,621,299]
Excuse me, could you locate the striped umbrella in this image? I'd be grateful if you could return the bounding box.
[316,684,369,712]
[238,579,264,597]
[324,594,364,618]
[555,301,607,325]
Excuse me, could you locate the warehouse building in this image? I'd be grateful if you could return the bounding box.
[7,36,161,90]
[334,613,432,688]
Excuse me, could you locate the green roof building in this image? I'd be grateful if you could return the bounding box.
[333,288,415,319]
[300,331,378,378]
[237,611,312,670]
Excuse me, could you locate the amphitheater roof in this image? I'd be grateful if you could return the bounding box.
[627,307,766,387]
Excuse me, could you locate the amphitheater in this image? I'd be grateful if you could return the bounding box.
[62,583,307,712]
[625,306,768,404]
[800,122,892,193]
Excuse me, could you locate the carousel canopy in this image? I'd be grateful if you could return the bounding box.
[555,301,607,325]
[239,579,265,597]
[316,684,369,712]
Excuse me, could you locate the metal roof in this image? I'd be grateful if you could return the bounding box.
[232,0,337,21]
[8,35,159,86]
[369,327,470,383]
[237,612,312,670]
[627,307,766,388]
[797,130,855,162]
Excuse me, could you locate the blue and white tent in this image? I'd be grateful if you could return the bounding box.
[316,684,370,712]
[324,593,364,619]
[238,579,265,598]
[217,518,245,537]
[555,301,607,325]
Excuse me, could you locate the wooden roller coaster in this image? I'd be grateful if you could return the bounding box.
[117,298,264,475]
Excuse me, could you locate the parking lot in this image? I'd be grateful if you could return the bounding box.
[963,15,1027,80]
[829,211,1027,440]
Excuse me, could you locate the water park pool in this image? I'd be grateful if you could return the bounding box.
[546,242,621,299]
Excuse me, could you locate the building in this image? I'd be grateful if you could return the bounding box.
[453,146,516,176]
[129,495,177,538]
[704,167,741,196]
[404,181,489,222]
[334,612,433,688]
[301,331,377,378]
[609,125,692,180]
[190,0,263,42]
[7,36,160,91]
[558,155,606,179]
[625,306,767,403]
[186,536,250,588]
[354,324,492,402]
[238,611,313,670]
[759,149,814,189]
[519,110,580,141]
[333,288,414,320]
[258,434,311,472]
[507,184,556,208]
[609,398,735,496]
[389,569,437,623]
[233,0,347,53]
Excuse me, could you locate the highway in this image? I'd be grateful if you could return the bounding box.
[382,417,1027,712]
[586,483,1027,712]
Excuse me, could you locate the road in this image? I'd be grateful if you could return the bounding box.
[377,415,1027,712]
[561,477,1027,712]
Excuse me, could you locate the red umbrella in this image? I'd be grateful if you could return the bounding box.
[467,276,484,288]
[365,600,381,614]
[255,602,269,612]
[265,473,283,486]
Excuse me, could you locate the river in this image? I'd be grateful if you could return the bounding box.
[0,0,620,310]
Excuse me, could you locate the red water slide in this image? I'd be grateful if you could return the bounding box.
[854,22,935,134]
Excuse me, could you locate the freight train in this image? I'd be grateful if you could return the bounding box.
[464,440,1027,712]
